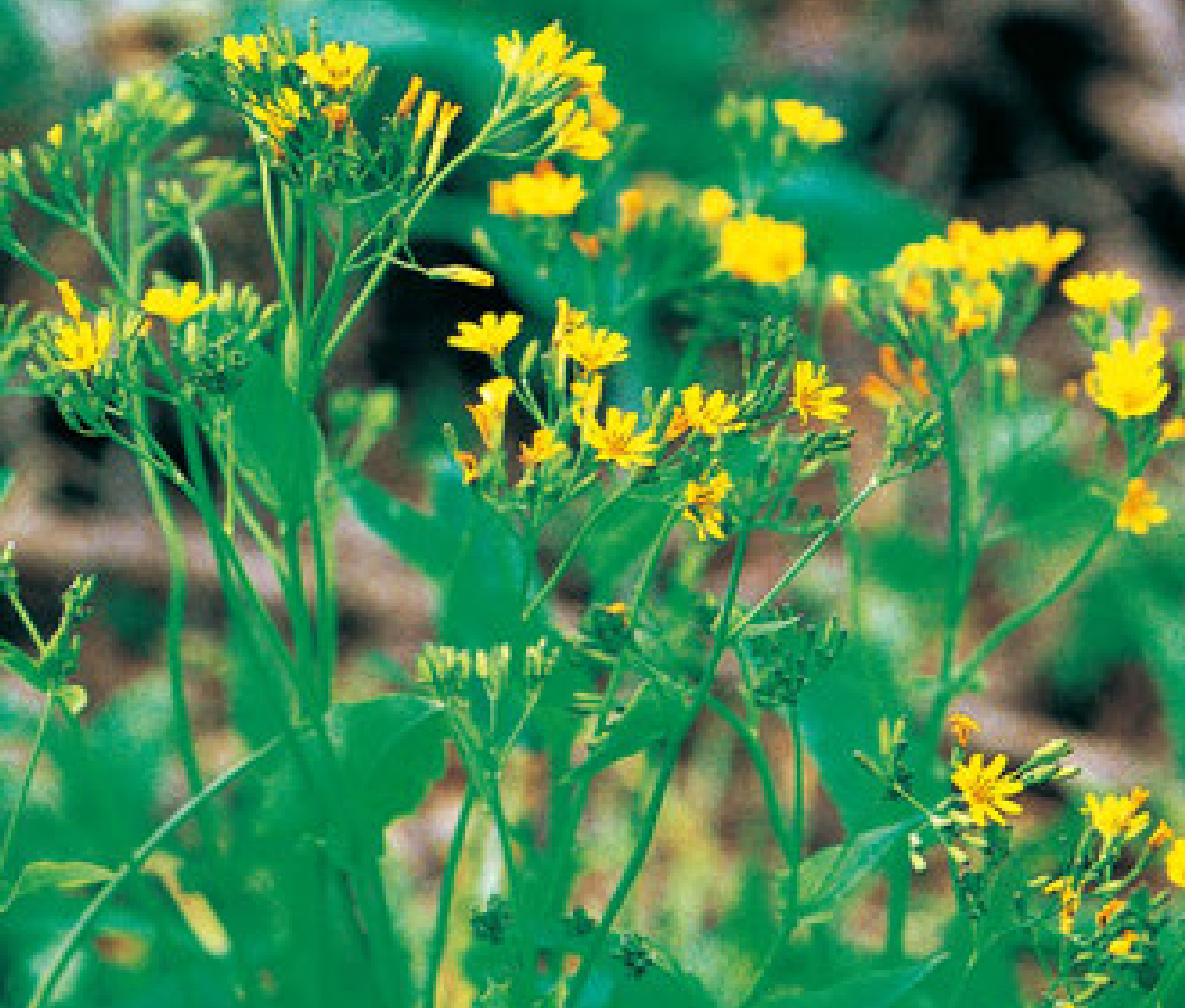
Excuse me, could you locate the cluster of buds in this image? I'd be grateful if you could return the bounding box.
[740,609,846,709]
[615,932,655,978]
[471,894,512,945]
[1022,784,1183,1006]
[881,407,944,480]
[714,92,846,161]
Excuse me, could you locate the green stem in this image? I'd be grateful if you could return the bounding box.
[731,475,881,638]
[565,531,751,1007]
[0,694,54,880]
[259,154,302,391]
[25,734,285,1008]
[424,788,475,1008]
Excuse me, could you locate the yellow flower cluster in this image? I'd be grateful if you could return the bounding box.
[772,99,845,145]
[893,219,1082,284]
[717,213,806,285]
[553,302,628,372]
[490,161,586,217]
[222,34,271,72]
[495,22,603,93]
[297,41,370,93]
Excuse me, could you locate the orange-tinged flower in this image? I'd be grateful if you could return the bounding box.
[571,232,601,259]
[454,450,479,484]
[251,88,305,139]
[395,75,423,119]
[1095,899,1126,929]
[489,162,585,217]
[860,345,930,410]
[1115,477,1168,536]
[466,376,515,449]
[519,428,568,468]
[617,188,646,232]
[449,311,521,357]
[900,275,935,315]
[1148,820,1174,849]
[718,214,806,285]
[1107,930,1140,959]
[951,752,1024,828]
[583,407,656,468]
[666,384,745,440]
[947,712,981,748]
[321,102,350,130]
[790,360,848,425]
[297,41,370,92]
[683,470,733,541]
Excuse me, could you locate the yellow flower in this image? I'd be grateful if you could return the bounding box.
[900,275,935,315]
[697,187,736,226]
[1043,876,1081,935]
[1012,223,1082,281]
[570,232,601,259]
[1081,789,1150,843]
[1107,930,1140,959]
[222,34,267,71]
[950,280,1002,338]
[466,376,515,449]
[1084,336,1168,419]
[54,313,113,373]
[1062,270,1141,313]
[297,41,370,92]
[1166,837,1184,888]
[772,99,845,145]
[617,187,646,232]
[718,214,806,285]
[829,274,856,303]
[519,428,568,468]
[790,360,849,425]
[495,23,603,92]
[556,322,628,373]
[683,470,733,541]
[57,279,83,321]
[1095,899,1126,929]
[585,88,622,133]
[552,101,611,160]
[1148,820,1174,849]
[1115,477,1168,536]
[489,162,585,217]
[321,102,350,131]
[430,265,495,288]
[251,88,305,140]
[140,282,217,325]
[395,75,423,119]
[449,311,521,358]
[46,123,64,148]
[583,407,657,468]
[666,384,744,440]
[569,373,603,425]
[454,450,479,485]
[951,752,1024,828]
[1160,417,1184,443]
[947,712,981,748]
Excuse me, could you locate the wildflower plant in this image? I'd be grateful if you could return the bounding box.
[0,14,1182,1008]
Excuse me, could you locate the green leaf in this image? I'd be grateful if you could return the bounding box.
[0,467,13,503]
[342,470,456,580]
[231,352,321,519]
[328,693,448,834]
[801,819,916,915]
[0,640,42,691]
[760,953,946,1007]
[0,860,113,913]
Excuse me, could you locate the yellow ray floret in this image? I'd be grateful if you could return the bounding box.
[790,360,848,425]
[141,282,217,325]
[583,407,656,468]
[297,41,370,92]
[951,752,1024,828]
[449,311,522,357]
[1115,477,1168,536]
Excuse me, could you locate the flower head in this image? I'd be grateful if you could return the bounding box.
[1012,223,1082,281]
[947,712,981,749]
[489,162,585,217]
[1166,837,1184,888]
[859,345,930,410]
[1095,899,1127,929]
[141,282,217,326]
[617,187,646,232]
[556,322,628,373]
[54,313,113,373]
[449,311,521,358]
[454,450,479,485]
[1115,477,1168,536]
[569,373,603,425]
[552,101,611,160]
[1062,270,1141,313]
[717,214,806,285]
[1084,337,1168,419]
[790,360,849,425]
[950,280,1002,338]
[900,275,935,315]
[466,376,515,450]
[697,187,736,226]
[951,752,1024,828]
[583,407,656,468]
[666,384,744,440]
[773,99,845,145]
[684,470,733,541]
[1160,417,1184,444]
[519,428,568,468]
[1107,930,1140,959]
[1081,789,1150,844]
[297,41,370,92]
[251,88,305,140]
[222,34,268,72]
[496,23,603,92]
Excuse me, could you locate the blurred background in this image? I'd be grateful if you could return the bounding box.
[0,0,1184,991]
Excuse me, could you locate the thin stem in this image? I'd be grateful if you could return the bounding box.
[565,531,751,1007]
[0,694,54,880]
[424,788,475,1008]
[25,735,285,1008]
[258,154,302,391]
[731,475,881,638]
